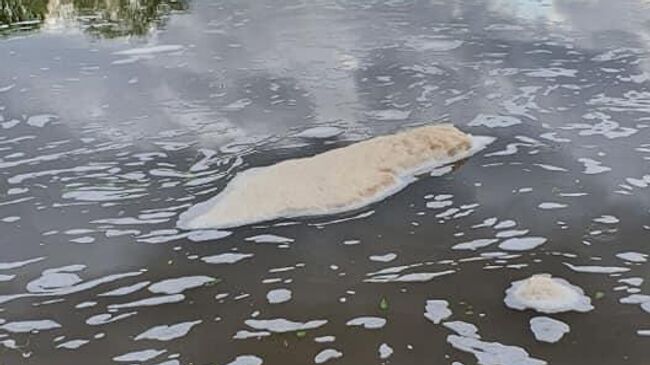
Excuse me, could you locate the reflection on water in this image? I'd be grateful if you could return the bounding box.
[1,0,650,364]
[0,0,188,36]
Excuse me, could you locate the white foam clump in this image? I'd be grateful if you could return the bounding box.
[563,263,630,274]
[56,339,89,349]
[537,202,567,210]
[244,318,327,333]
[1,319,61,333]
[504,274,593,313]
[135,320,201,341]
[369,253,398,262]
[448,335,546,365]
[148,276,216,294]
[225,355,263,365]
[201,253,253,265]
[266,288,292,304]
[245,234,294,244]
[113,349,166,362]
[314,336,336,343]
[314,349,343,364]
[424,300,452,324]
[529,317,570,343]
[443,321,480,338]
[452,238,499,251]
[378,343,393,359]
[615,251,648,263]
[498,237,547,251]
[578,158,611,175]
[445,326,546,365]
[178,124,493,229]
[346,316,386,329]
[99,281,150,297]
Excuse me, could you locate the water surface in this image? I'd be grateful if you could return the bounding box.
[1,0,649,364]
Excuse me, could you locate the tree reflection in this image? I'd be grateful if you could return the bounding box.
[0,0,188,37]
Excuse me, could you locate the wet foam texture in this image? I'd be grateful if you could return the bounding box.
[504,274,594,314]
[178,124,493,229]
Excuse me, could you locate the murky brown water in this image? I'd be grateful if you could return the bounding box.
[1,0,649,364]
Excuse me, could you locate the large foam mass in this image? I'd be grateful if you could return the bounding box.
[178,124,492,229]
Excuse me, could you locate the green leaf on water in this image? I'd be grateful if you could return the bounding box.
[379,297,389,311]
[295,330,307,338]
[204,278,221,287]
[594,291,605,299]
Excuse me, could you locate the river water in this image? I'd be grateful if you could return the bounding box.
[1,0,649,364]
